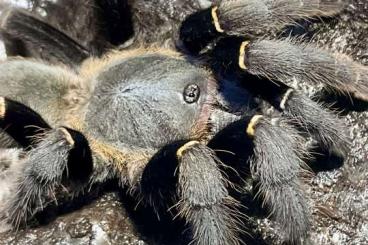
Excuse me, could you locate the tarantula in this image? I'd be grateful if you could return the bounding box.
[0,0,366,244]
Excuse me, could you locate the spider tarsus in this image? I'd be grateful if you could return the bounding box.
[283,91,350,157]
[176,142,242,245]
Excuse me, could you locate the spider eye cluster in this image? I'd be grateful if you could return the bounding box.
[183,84,200,103]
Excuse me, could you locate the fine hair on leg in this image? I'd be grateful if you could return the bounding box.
[179,0,344,53]
[217,0,345,36]
[242,38,368,101]
[282,91,349,156]
[176,142,242,245]
[249,117,310,244]
[2,127,92,229]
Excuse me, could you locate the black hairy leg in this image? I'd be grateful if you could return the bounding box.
[175,141,242,245]
[2,126,92,229]
[246,115,310,243]
[0,97,51,148]
[0,1,365,244]
[180,1,368,101]
[172,113,311,244]
[209,37,350,156]
[280,89,349,156]
[178,2,356,241]
[179,0,359,161]
[235,38,368,101]
[96,0,134,46]
[180,0,344,54]
[0,8,90,67]
[215,0,344,36]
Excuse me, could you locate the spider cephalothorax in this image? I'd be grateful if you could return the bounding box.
[0,1,367,244]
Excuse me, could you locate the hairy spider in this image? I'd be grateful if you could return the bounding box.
[0,0,366,244]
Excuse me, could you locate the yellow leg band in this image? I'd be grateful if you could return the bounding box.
[280,89,294,110]
[246,115,264,137]
[0,97,5,118]
[211,6,224,33]
[177,140,200,159]
[239,41,250,70]
[58,127,75,147]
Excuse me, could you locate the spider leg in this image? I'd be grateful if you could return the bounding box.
[181,2,367,100]
[210,37,350,155]
[216,0,344,35]
[246,114,310,244]
[0,95,93,228]
[230,37,368,101]
[96,0,134,46]
[180,0,344,53]
[1,126,92,229]
[0,8,90,66]
[0,97,51,148]
[0,58,89,129]
[280,88,349,156]
[175,141,241,245]
[0,100,149,229]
